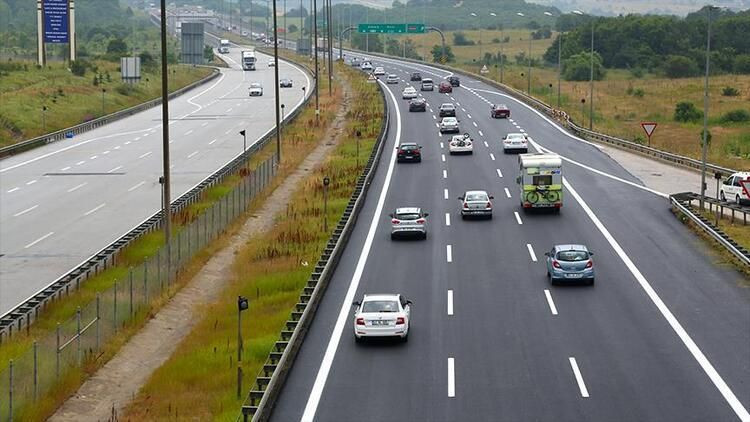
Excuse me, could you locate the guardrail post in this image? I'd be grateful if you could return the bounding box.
[9,359,13,421]
[113,280,118,332]
[96,293,101,352]
[56,324,60,380]
[129,269,134,317]
[76,307,81,366]
[33,341,38,401]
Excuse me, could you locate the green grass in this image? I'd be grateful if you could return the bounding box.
[0,61,212,147]
[122,64,382,420]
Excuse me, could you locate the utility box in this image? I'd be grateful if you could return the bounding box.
[296,38,311,55]
[181,22,205,64]
[121,57,141,84]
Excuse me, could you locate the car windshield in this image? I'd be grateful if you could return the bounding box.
[556,250,589,261]
[466,193,487,201]
[362,300,399,313]
[396,213,420,220]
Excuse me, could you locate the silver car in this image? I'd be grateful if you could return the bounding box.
[544,244,595,285]
[439,117,459,133]
[390,207,428,239]
[248,82,263,96]
[458,190,494,219]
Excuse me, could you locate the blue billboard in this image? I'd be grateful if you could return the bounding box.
[43,0,69,44]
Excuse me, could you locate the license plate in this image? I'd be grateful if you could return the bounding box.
[371,320,389,326]
[566,273,583,278]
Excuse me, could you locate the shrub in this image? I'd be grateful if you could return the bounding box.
[734,54,750,74]
[562,52,605,81]
[633,88,645,98]
[721,86,740,97]
[663,55,699,78]
[630,67,645,78]
[115,83,138,96]
[453,32,474,46]
[720,109,750,123]
[699,128,712,147]
[674,101,702,123]
[491,38,500,44]
[70,60,87,76]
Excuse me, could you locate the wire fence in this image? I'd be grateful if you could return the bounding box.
[0,154,278,421]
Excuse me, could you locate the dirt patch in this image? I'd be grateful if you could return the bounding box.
[49,81,352,422]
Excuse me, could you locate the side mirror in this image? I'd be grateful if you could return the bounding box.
[389,213,394,218]
[544,252,550,257]
[516,176,521,184]
[352,301,361,307]
[395,147,399,150]
[489,196,495,200]
[457,196,464,200]
[502,135,507,139]
[423,212,430,217]
[588,252,594,256]
[406,300,413,305]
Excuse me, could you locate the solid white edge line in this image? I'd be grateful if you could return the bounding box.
[544,290,558,315]
[563,175,750,420]
[446,244,453,263]
[448,358,456,398]
[24,232,54,249]
[514,211,523,225]
[526,244,537,262]
[569,357,590,398]
[445,212,451,226]
[447,290,454,316]
[300,80,401,422]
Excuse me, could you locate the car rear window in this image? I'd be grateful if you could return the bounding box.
[556,250,589,261]
[533,175,552,186]
[362,300,399,313]
[466,193,487,201]
[396,213,420,220]
[442,104,454,109]
[400,144,419,150]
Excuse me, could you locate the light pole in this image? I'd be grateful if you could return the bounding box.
[313,0,319,116]
[101,88,106,115]
[323,176,330,232]
[544,11,562,107]
[517,12,532,93]
[237,296,249,362]
[41,106,47,133]
[489,12,503,83]
[573,9,594,129]
[470,12,482,64]
[272,0,282,162]
[159,0,172,281]
[700,5,720,210]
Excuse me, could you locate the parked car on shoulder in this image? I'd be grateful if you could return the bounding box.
[720,172,750,204]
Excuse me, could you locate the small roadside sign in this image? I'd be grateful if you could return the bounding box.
[480,65,489,74]
[367,73,377,83]
[641,122,657,146]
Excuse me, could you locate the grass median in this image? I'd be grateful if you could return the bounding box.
[122,65,382,420]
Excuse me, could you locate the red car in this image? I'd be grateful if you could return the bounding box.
[491,104,510,118]
[438,81,453,93]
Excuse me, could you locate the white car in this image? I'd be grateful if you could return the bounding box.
[502,132,529,153]
[720,172,750,204]
[402,86,418,99]
[353,294,411,342]
[361,61,373,71]
[248,82,263,96]
[373,66,386,76]
[439,117,459,133]
[449,133,473,154]
[268,61,275,67]
[458,190,494,219]
[386,74,399,84]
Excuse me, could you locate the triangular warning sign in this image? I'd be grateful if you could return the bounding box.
[480,65,489,74]
[641,122,657,137]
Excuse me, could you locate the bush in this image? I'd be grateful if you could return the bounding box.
[115,83,138,96]
[720,109,750,123]
[630,67,645,78]
[70,60,87,76]
[106,38,128,55]
[633,88,645,98]
[674,101,702,123]
[663,55,699,78]
[491,38,501,44]
[721,86,740,97]
[562,52,605,81]
[453,32,474,46]
[735,54,750,74]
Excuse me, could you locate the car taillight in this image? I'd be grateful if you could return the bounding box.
[463,202,469,209]
[585,260,593,268]
[416,218,425,224]
[413,150,420,155]
[392,219,400,224]
[396,317,405,325]
[552,260,561,269]
[356,317,365,325]
[504,140,511,144]
[486,202,492,208]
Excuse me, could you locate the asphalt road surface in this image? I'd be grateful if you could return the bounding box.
[270,54,750,421]
[0,47,310,316]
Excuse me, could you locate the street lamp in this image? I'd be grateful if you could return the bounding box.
[700,5,721,210]
[573,9,594,129]
[237,295,249,362]
[516,12,532,94]
[489,12,503,83]
[273,0,282,162]
[543,11,562,107]
[41,105,47,132]
[101,88,107,115]
[470,12,483,64]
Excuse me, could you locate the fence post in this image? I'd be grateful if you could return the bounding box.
[114,280,118,332]
[188,221,192,257]
[178,230,182,264]
[96,293,101,352]
[9,359,13,421]
[56,324,60,380]
[76,307,82,366]
[129,269,134,317]
[157,249,162,292]
[144,263,149,305]
[33,341,38,401]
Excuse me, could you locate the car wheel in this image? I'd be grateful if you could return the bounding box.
[390,233,396,240]
[401,333,409,343]
[487,214,493,220]
[546,270,551,279]
[720,191,726,201]
[522,149,528,153]
[589,278,595,286]
[422,232,427,240]
[354,334,362,343]
[461,214,466,220]
[737,195,742,205]
[503,149,509,154]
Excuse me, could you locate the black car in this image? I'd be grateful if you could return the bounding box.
[409,98,427,112]
[448,76,460,87]
[410,72,422,81]
[280,78,293,88]
[439,103,456,117]
[396,142,422,162]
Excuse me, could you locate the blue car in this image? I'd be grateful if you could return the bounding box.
[544,244,595,285]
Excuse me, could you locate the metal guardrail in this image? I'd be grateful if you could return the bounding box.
[0,59,315,341]
[341,48,737,178]
[672,191,750,225]
[0,67,221,159]
[671,192,750,266]
[239,78,390,422]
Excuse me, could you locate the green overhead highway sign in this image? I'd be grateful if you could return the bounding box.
[357,23,426,34]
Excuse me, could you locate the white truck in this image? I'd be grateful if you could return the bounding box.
[218,39,230,54]
[241,50,256,71]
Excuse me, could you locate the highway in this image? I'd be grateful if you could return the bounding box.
[270,54,750,421]
[0,47,310,316]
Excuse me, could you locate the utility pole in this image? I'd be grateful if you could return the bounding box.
[700,6,717,211]
[588,18,594,130]
[313,0,319,116]
[159,0,172,281]
[273,0,282,162]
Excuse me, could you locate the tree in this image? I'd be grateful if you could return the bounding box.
[663,55,699,78]
[562,52,605,81]
[203,46,214,62]
[106,38,128,55]
[735,54,750,74]
[431,45,454,63]
[453,32,474,46]
[351,32,383,53]
[674,101,703,123]
[288,24,298,33]
[139,51,155,67]
[70,60,87,77]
